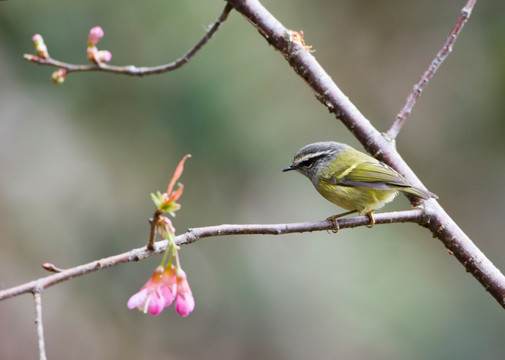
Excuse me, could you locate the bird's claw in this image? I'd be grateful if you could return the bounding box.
[326,215,340,233]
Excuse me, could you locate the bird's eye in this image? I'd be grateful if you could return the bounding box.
[298,154,326,168]
[298,159,314,168]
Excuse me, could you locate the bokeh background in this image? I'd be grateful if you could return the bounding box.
[1,0,505,359]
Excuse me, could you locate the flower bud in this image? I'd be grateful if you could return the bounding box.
[51,68,67,84]
[23,54,39,62]
[175,269,195,317]
[157,216,176,239]
[32,34,49,59]
[88,26,104,46]
[87,46,97,62]
[96,50,112,63]
[87,46,112,64]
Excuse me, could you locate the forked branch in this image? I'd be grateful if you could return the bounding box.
[226,0,505,308]
[14,0,505,313]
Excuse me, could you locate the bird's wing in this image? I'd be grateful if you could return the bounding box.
[321,160,435,199]
[327,161,410,190]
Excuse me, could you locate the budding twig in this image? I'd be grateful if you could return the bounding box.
[24,4,233,77]
[41,263,63,273]
[386,0,477,139]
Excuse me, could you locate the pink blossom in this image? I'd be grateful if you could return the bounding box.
[174,269,195,317]
[162,265,178,307]
[88,26,104,46]
[127,267,171,316]
[127,265,194,317]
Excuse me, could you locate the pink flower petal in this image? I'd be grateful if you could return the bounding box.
[147,292,165,316]
[127,288,148,309]
[160,286,174,307]
[127,266,168,315]
[175,293,195,317]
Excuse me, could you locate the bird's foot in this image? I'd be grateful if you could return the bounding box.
[365,210,376,228]
[326,210,358,233]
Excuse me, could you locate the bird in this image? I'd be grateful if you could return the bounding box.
[283,141,437,229]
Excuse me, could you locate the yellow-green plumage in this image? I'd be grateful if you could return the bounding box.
[283,142,436,217]
[317,176,399,213]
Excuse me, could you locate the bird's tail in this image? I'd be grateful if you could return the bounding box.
[400,185,438,200]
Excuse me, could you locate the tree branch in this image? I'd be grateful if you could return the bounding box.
[148,209,163,250]
[0,210,422,301]
[387,0,478,139]
[226,0,505,308]
[17,0,505,309]
[33,291,47,360]
[24,3,233,77]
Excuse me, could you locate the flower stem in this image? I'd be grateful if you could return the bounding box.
[174,249,181,270]
[159,246,171,268]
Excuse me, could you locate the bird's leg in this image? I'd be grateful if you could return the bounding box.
[326,210,358,233]
[365,210,376,228]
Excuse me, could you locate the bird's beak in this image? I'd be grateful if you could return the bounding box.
[282,165,296,172]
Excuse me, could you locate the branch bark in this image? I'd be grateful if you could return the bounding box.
[33,291,47,360]
[226,0,505,308]
[0,210,421,301]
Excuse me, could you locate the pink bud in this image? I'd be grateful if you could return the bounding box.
[174,269,195,317]
[96,50,112,63]
[23,54,39,62]
[87,46,97,62]
[88,26,104,46]
[87,47,112,64]
[32,33,49,59]
[51,68,67,84]
[157,216,176,239]
[32,34,43,44]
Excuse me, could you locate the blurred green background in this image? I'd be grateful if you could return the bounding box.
[1,0,505,359]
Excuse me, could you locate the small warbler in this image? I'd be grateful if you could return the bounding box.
[283,141,437,227]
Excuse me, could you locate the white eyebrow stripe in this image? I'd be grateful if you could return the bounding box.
[294,150,335,164]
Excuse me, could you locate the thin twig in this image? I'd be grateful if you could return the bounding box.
[386,0,477,139]
[227,0,505,309]
[24,3,233,77]
[0,209,422,301]
[33,291,47,360]
[148,209,162,250]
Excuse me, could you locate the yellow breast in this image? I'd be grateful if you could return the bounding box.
[316,180,399,213]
